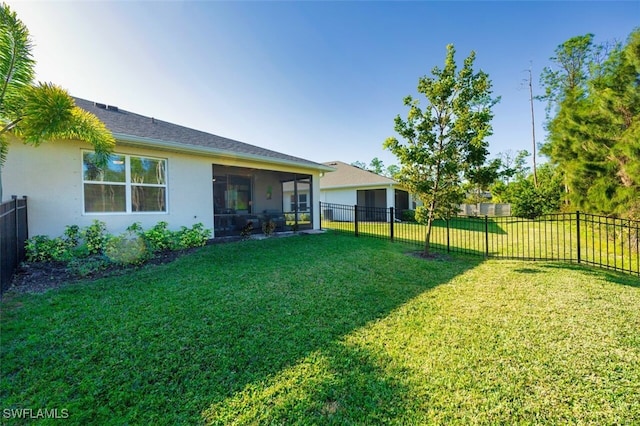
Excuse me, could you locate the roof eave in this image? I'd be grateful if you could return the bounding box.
[320,182,400,190]
[113,133,335,172]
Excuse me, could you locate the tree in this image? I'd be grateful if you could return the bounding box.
[384,44,498,256]
[368,157,384,175]
[464,157,502,205]
[350,157,400,179]
[0,3,115,200]
[540,29,640,218]
[505,163,564,218]
[490,150,531,202]
[350,160,367,170]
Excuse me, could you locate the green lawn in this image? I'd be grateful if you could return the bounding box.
[323,216,640,275]
[1,233,639,424]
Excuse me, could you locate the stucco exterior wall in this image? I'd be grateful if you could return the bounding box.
[3,138,323,237]
[320,188,357,206]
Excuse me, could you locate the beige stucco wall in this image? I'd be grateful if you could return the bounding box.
[3,137,323,236]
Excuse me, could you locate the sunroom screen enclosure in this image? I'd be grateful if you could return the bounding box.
[212,165,313,237]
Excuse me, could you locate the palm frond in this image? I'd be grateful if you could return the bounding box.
[14,82,75,143]
[0,3,35,113]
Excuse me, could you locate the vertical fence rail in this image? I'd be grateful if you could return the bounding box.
[1,196,28,294]
[319,202,639,277]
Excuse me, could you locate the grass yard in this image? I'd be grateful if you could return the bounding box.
[323,216,640,275]
[1,232,639,424]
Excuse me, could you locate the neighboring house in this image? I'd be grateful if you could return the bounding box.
[2,98,334,238]
[319,161,417,222]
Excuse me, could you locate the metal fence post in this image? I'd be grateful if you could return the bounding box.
[390,207,394,242]
[446,218,450,253]
[576,211,581,264]
[12,195,19,271]
[319,201,322,231]
[354,205,359,237]
[484,215,489,258]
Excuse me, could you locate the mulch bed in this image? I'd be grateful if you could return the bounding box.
[6,248,197,295]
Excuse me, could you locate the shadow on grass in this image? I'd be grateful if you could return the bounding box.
[0,233,482,424]
[431,217,508,235]
[201,341,412,424]
[538,262,640,288]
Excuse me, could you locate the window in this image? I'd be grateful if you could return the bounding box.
[83,151,167,213]
[213,173,252,213]
[290,193,308,211]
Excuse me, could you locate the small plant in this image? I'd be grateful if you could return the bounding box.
[105,231,148,265]
[142,221,174,252]
[262,220,276,237]
[402,209,416,222]
[83,220,110,255]
[67,256,112,277]
[240,222,253,239]
[63,225,81,247]
[174,223,211,249]
[25,235,67,262]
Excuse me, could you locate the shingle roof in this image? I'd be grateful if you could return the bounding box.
[74,97,329,170]
[320,161,398,188]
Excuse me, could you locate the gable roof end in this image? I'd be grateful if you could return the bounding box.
[320,161,398,188]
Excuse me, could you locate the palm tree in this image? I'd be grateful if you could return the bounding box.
[0,3,115,200]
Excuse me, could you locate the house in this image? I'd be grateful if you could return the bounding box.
[2,98,334,238]
[319,161,417,222]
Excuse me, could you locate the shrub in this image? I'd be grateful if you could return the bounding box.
[402,209,416,222]
[240,222,253,239]
[67,256,112,277]
[142,221,174,252]
[174,223,211,249]
[105,231,149,265]
[25,235,68,262]
[25,223,87,262]
[83,220,110,255]
[24,221,210,275]
[262,220,276,237]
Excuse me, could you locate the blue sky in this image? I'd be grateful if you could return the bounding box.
[7,1,640,169]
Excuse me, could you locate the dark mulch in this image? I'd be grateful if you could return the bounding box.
[5,232,308,296]
[7,248,197,295]
[407,251,453,261]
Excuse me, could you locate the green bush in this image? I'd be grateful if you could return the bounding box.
[402,209,416,222]
[83,220,110,255]
[24,221,211,276]
[25,235,68,262]
[240,222,253,239]
[25,224,87,262]
[415,206,430,224]
[174,223,211,249]
[67,256,112,277]
[105,232,149,265]
[141,221,174,252]
[261,220,276,237]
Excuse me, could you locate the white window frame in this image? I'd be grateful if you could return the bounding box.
[290,193,309,212]
[82,150,168,215]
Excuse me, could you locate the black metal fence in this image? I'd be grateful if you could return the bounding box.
[1,196,28,294]
[320,202,640,277]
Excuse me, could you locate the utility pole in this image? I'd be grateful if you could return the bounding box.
[528,67,538,187]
